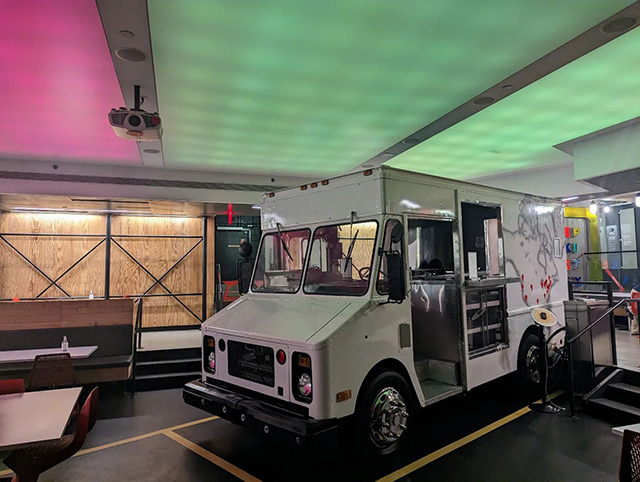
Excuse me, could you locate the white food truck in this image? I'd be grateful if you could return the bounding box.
[184,166,567,456]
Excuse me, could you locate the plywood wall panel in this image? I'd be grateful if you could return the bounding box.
[0,213,106,300]
[110,216,206,328]
[0,213,214,329]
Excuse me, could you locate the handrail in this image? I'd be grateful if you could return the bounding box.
[130,298,144,396]
[566,280,615,416]
[567,299,626,345]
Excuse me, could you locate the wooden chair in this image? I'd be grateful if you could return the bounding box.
[620,429,640,482]
[0,379,25,395]
[4,387,98,482]
[27,353,76,391]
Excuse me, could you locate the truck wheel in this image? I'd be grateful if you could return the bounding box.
[355,370,414,457]
[518,333,541,392]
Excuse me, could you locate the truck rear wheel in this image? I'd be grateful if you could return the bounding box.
[518,333,541,392]
[354,370,414,457]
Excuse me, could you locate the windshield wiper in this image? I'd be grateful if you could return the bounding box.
[276,223,294,262]
[345,229,360,259]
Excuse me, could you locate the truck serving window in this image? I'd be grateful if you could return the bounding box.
[303,221,378,296]
[251,228,310,293]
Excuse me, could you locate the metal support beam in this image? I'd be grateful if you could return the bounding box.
[202,216,208,321]
[105,214,111,300]
[111,238,202,322]
[0,235,71,297]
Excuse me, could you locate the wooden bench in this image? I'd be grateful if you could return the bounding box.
[0,299,134,384]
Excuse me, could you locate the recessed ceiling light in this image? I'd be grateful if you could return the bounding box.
[403,138,419,145]
[143,148,160,154]
[473,96,495,106]
[502,84,513,90]
[119,30,134,38]
[115,48,146,62]
[602,17,637,34]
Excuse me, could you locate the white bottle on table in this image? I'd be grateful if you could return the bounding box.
[89,290,94,300]
[61,336,69,351]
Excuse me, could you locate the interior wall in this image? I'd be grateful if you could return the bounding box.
[0,212,215,328]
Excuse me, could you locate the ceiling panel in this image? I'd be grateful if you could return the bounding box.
[0,0,140,164]
[389,28,640,179]
[149,0,631,177]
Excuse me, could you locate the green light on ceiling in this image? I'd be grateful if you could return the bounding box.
[390,27,640,180]
[149,0,632,176]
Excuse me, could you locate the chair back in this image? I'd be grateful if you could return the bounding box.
[620,429,640,482]
[88,386,99,432]
[28,352,76,390]
[69,386,98,453]
[0,378,25,395]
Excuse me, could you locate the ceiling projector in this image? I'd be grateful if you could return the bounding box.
[108,108,162,141]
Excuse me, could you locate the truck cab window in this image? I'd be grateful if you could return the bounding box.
[251,228,310,293]
[377,219,404,294]
[304,221,378,296]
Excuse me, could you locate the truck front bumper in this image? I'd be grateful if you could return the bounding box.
[183,380,337,439]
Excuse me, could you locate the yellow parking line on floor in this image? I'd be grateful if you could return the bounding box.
[377,391,563,482]
[74,415,219,457]
[163,430,261,482]
[0,415,219,478]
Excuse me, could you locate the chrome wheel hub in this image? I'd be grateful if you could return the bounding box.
[526,345,540,384]
[369,387,409,448]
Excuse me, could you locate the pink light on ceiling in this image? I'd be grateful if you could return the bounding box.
[0,0,140,164]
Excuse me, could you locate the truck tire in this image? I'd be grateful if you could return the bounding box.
[518,333,541,393]
[354,369,414,457]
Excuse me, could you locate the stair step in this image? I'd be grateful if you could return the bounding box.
[137,347,201,362]
[607,383,640,408]
[587,398,640,425]
[134,371,201,392]
[137,371,201,381]
[135,358,201,376]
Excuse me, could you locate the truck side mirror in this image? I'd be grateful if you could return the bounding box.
[386,252,406,303]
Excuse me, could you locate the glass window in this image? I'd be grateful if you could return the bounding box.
[251,228,310,293]
[377,219,404,294]
[304,221,378,296]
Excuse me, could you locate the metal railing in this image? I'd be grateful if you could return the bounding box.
[566,280,637,416]
[129,298,144,395]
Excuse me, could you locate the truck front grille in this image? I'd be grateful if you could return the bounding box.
[227,341,275,387]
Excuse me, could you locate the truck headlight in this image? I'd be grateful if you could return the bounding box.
[292,352,312,403]
[203,335,215,374]
[298,373,312,397]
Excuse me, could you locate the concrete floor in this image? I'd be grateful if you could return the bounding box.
[0,375,624,482]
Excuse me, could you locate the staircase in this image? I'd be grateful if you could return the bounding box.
[585,369,640,425]
[134,347,201,391]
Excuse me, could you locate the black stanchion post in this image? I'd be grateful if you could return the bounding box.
[529,321,562,414]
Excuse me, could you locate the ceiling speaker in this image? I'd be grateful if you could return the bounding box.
[531,307,557,327]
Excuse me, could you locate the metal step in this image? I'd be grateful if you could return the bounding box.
[607,383,640,408]
[587,398,640,426]
[135,358,201,376]
[136,347,201,363]
[420,379,463,406]
[414,358,459,385]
